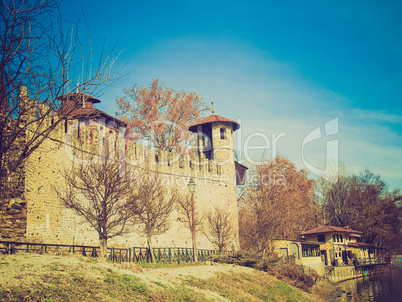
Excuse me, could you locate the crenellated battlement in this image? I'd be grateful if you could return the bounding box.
[4,92,240,250]
[37,113,228,185]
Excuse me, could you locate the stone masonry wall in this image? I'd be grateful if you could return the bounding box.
[0,198,27,243]
[0,123,28,244]
[24,117,239,250]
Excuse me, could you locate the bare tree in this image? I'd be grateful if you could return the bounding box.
[130,174,178,262]
[321,168,402,254]
[176,191,203,261]
[205,206,233,252]
[55,150,136,258]
[0,0,120,199]
[239,196,282,252]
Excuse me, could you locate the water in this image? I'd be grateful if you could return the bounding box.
[336,258,402,302]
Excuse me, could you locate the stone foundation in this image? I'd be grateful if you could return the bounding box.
[0,198,27,242]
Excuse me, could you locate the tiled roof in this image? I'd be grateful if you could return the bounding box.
[57,92,126,127]
[189,114,240,132]
[67,107,126,127]
[347,242,374,247]
[300,225,363,236]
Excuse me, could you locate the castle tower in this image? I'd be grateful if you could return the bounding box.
[189,114,241,250]
[189,114,239,176]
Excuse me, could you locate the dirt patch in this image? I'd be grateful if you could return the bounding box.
[140,263,253,284]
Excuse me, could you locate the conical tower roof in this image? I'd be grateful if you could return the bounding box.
[188,114,240,132]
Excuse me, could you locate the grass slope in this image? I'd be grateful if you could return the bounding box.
[0,254,331,301]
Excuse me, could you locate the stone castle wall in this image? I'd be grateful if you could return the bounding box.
[0,198,27,242]
[22,115,239,250]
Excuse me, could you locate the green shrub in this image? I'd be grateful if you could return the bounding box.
[209,251,319,292]
[272,261,318,292]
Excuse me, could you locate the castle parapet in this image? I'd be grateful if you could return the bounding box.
[33,111,227,183]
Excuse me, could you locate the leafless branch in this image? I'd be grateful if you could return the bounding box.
[0,0,122,199]
[129,174,178,262]
[176,191,203,231]
[54,148,136,257]
[205,206,233,252]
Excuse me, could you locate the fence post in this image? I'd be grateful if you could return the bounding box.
[91,247,98,258]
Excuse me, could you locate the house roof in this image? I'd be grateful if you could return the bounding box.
[57,93,126,128]
[235,161,248,170]
[300,225,363,236]
[188,114,240,132]
[67,107,126,128]
[273,239,320,245]
[347,242,374,248]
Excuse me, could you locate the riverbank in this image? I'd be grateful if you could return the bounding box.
[333,266,402,301]
[0,253,338,301]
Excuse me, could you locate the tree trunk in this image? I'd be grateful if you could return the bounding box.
[100,237,107,258]
[147,235,155,263]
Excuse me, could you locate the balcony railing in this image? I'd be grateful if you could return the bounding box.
[331,256,391,267]
[354,257,391,266]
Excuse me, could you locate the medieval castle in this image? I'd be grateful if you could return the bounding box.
[0,91,245,251]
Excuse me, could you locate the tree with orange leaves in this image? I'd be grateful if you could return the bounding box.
[117,79,209,153]
[239,156,319,251]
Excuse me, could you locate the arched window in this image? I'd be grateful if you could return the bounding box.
[290,243,299,259]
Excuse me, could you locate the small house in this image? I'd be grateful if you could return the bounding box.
[300,225,377,266]
[273,239,324,275]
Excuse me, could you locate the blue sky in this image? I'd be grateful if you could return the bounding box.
[60,0,402,190]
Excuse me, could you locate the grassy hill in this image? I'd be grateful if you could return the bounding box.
[0,254,336,301]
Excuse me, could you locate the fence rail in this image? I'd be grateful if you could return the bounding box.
[107,246,231,263]
[0,240,237,264]
[355,257,391,266]
[325,257,391,282]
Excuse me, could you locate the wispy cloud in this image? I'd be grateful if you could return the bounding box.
[97,36,402,190]
[351,109,402,124]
